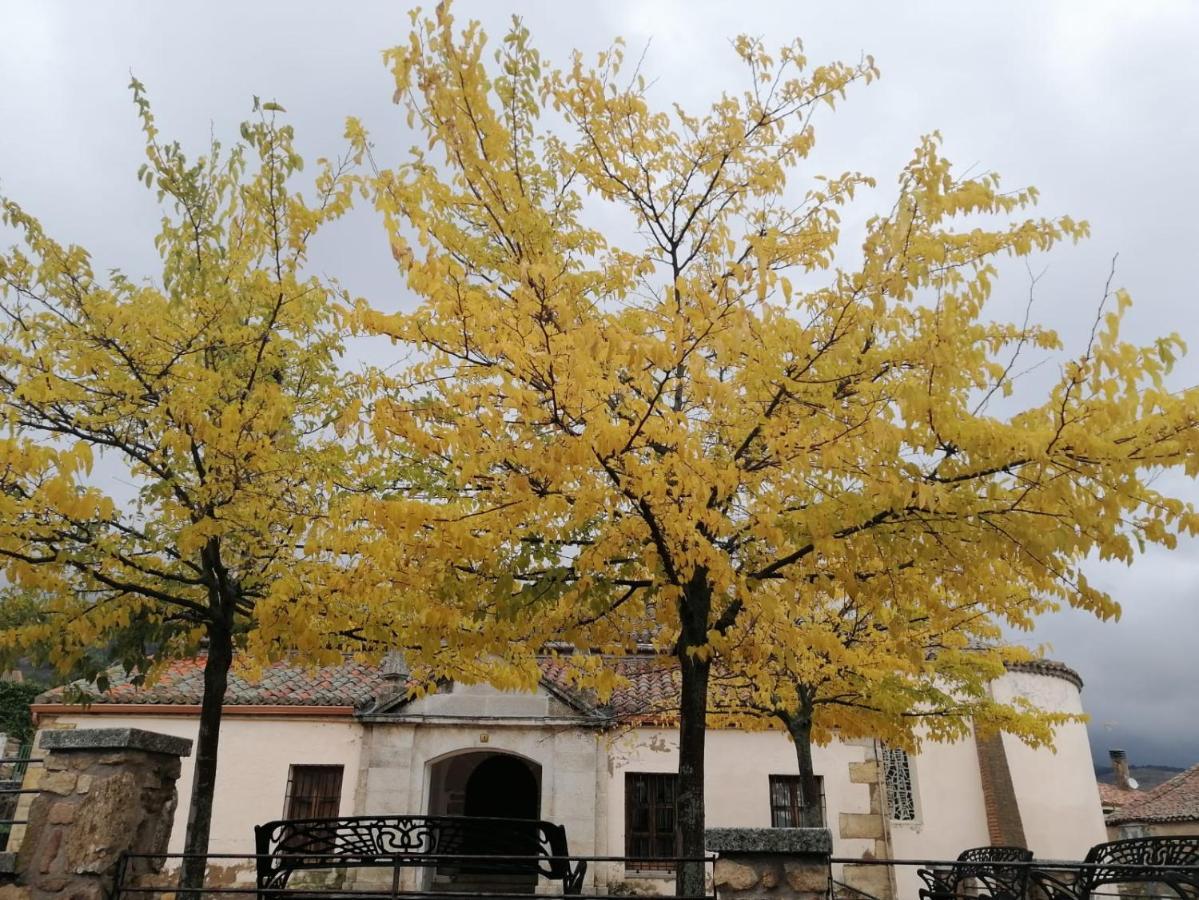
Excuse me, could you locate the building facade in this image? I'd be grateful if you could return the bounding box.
[24,655,1108,898]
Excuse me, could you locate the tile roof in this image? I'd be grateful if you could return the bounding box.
[1004,659,1084,690]
[37,653,1082,721]
[37,657,382,708]
[1107,763,1199,825]
[1098,781,1143,810]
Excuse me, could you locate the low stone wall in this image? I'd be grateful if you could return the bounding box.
[707,827,831,900]
[1,727,191,900]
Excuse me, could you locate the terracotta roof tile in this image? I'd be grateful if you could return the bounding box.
[1107,763,1199,825]
[37,657,383,708]
[1098,782,1143,810]
[1004,659,1084,690]
[38,653,1084,722]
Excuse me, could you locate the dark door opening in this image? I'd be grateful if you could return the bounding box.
[429,752,542,891]
[464,755,539,820]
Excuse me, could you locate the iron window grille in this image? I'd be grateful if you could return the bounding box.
[283,764,344,820]
[625,772,678,872]
[768,774,826,827]
[881,746,917,821]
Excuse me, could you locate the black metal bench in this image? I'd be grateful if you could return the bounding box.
[1030,835,1199,900]
[917,845,1033,900]
[254,814,587,896]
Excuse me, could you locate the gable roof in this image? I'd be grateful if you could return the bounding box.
[1107,763,1199,825]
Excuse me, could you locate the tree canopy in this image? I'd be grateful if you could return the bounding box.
[0,84,360,888]
[333,7,1199,889]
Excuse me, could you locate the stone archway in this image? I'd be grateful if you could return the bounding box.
[426,751,543,893]
[427,750,542,819]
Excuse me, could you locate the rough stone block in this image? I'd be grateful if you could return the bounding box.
[714,859,760,891]
[75,774,92,795]
[838,813,884,840]
[47,801,76,825]
[760,866,780,888]
[39,771,77,796]
[0,884,30,900]
[847,761,879,784]
[784,861,829,893]
[62,771,140,874]
[841,863,892,899]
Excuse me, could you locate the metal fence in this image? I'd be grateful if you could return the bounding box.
[111,851,718,900]
[0,748,42,853]
[104,851,1199,900]
[827,856,1199,900]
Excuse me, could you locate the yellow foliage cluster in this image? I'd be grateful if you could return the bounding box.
[0,84,360,681]
[321,5,1199,760]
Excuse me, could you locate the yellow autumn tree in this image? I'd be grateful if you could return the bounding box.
[0,84,359,890]
[706,589,1077,827]
[339,7,1199,890]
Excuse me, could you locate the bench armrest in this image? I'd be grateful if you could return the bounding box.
[564,859,588,895]
[1029,869,1083,900]
[976,869,1031,900]
[917,865,958,900]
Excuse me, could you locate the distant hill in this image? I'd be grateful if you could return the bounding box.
[1095,765,1186,790]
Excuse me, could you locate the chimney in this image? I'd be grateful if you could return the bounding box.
[1110,749,1132,790]
[381,650,409,682]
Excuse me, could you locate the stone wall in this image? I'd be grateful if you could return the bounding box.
[708,827,831,900]
[1,727,191,900]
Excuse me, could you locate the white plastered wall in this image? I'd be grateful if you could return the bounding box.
[604,726,877,891]
[37,712,364,856]
[992,670,1108,859]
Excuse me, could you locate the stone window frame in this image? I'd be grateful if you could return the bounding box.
[283,763,345,819]
[768,774,826,827]
[624,771,679,874]
[880,746,920,823]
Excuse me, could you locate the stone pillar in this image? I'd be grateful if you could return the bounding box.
[7,727,192,900]
[707,827,831,900]
[839,749,896,900]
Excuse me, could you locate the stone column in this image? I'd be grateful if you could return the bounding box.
[838,750,895,900]
[7,727,192,900]
[707,827,831,900]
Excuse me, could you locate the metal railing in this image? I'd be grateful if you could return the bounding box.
[827,856,1199,900]
[54,848,1199,900]
[111,851,718,899]
[0,749,43,852]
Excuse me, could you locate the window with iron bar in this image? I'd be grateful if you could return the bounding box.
[768,774,826,827]
[625,772,678,872]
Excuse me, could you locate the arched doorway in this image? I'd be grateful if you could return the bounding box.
[464,755,539,820]
[426,751,543,893]
[427,750,542,819]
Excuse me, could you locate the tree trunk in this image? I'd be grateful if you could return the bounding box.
[178,623,232,896]
[784,710,824,828]
[675,571,712,899]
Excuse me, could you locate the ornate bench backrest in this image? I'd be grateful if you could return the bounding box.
[952,845,1033,893]
[1083,835,1199,895]
[254,814,574,892]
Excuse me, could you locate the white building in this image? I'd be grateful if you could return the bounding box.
[27,655,1107,898]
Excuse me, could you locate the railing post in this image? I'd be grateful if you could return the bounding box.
[706,827,832,900]
[5,728,192,900]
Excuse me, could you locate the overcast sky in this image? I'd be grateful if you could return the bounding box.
[1,1,1197,768]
